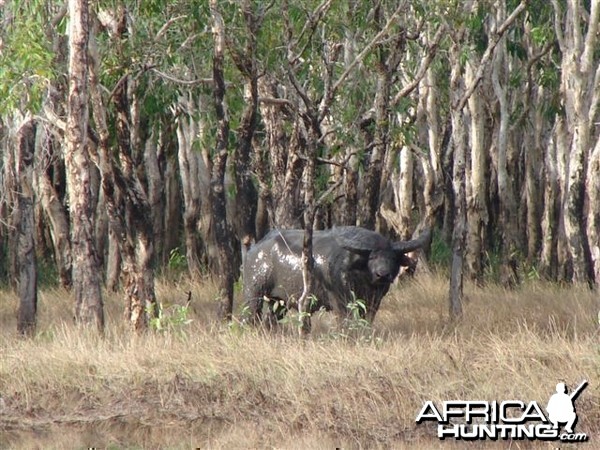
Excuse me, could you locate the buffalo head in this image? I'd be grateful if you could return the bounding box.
[334,226,430,285]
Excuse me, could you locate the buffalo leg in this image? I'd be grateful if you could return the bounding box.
[246,294,264,324]
[365,297,381,323]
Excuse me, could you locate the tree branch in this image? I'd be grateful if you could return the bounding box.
[155,15,187,41]
[550,0,566,52]
[319,2,406,121]
[454,0,528,111]
[150,67,213,86]
[391,24,446,107]
[581,0,599,75]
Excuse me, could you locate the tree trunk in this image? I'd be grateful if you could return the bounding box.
[553,0,598,285]
[554,114,572,281]
[258,77,302,229]
[232,80,258,257]
[341,150,359,226]
[176,93,204,275]
[540,120,562,279]
[441,118,455,243]
[465,62,487,282]
[339,18,359,227]
[297,121,317,336]
[89,15,157,331]
[231,4,260,257]
[563,123,593,284]
[448,42,466,319]
[105,227,121,291]
[144,133,165,266]
[163,149,182,264]
[524,84,544,263]
[2,117,19,289]
[358,72,389,230]
[66,0,104,331]
[115,81,158,330]
[585,132,600,285]
[211,0,235,321]
[35,94,72,290]
[357,6,405,231]
[492,22,519,286]
[95,182,108,270]
[420,66,445,229]
[14,116,38,335]
[392,147,413,240]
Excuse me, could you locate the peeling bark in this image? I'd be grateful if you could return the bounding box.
[89,13,156,331]
[586,135,600,284]
[14,116,38,335]
[66,0,104,331]
[552,0,598,285]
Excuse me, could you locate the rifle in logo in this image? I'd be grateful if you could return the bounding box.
[570,380,589,401]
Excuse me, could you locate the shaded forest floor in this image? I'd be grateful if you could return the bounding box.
[1,274,599,449]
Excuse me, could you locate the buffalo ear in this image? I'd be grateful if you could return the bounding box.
[393,228,432,254]
[333,226,389,254]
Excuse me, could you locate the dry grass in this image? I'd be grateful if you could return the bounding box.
[1,274,599,449]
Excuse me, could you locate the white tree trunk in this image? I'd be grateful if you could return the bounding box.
[586,135,600,284]
[540,120,561,279]
[491,17,519,285]
[465,62,487,281]
[422,64,444,227]
[524,84,544,262]
[553,0,599,284]
[393,147,413,241]
[176,93,205,275]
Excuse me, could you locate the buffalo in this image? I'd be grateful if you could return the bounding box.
[243,226,431,330]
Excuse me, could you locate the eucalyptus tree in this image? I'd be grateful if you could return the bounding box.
[0,1,69,295]
[88,4,161,331]
[65,0,104,330]
[12,114,38,335]
[3,0,600,331]
[551,0,599,286]
[441,0,528,316]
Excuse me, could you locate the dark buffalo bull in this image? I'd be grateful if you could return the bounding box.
[243,226,431,329]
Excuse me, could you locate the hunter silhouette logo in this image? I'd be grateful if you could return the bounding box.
[416,379,589,442]
[546,380,587,434]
